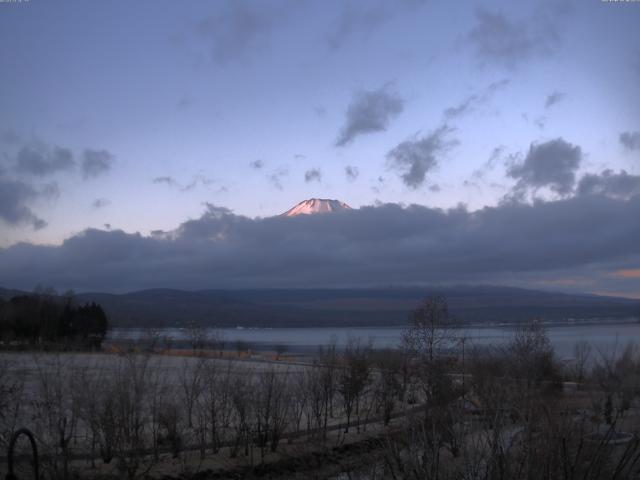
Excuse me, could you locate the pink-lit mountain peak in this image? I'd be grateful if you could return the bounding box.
[282,198,352,217]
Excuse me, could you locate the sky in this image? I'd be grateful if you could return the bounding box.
[1,0,639,296]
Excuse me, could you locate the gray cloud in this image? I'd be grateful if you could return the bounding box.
[577,170,640,200]
[336,84,404,147]
[620,131,640,151]
[313,106,327,118]
[41,182,60,200]
[267,165,289,190]
[0,175,47,229]
[153,175,214,192]
[2,195,640,293]
[196,1,285,64]
[153,176,179,188]
[633,48,640,76]
[176,95,192,111]
[0,130,21,145]
[15,144,75,177]
[467,5,567,70]
[471,145,505,181]
[92,198,111,209]
[387,125,458,189]
[82,149,114,179]
[545,91,566,109]
[371,176,386,194]
[304,168,322,183]
[444,79,509,121]
[534,116,547,130]
[189,175,215,190]
[345,165,359,181]
[327,0,428,50]
[250,159,265,169]
[507,138,582,196]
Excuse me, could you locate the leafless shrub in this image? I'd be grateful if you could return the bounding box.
[157,397,183,458]
[571,340,592,383]
[591,343,640,426]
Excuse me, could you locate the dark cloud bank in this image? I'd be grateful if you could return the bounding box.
[2,186,640,293]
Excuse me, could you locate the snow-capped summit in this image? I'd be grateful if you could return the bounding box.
[282,198,352,217]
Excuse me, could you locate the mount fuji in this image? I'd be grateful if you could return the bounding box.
[282,198,352,217]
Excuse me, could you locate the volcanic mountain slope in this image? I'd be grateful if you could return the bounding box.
[282,198,352,217]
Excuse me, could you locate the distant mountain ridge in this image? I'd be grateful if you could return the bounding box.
[2,285,638,328]
[282,198,352,217]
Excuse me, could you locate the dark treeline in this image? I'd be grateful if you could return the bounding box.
[0,288,109,348]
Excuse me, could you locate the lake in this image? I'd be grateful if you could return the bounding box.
[108,320,640,360]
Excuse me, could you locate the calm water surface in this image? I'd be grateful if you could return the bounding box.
[108,322,640,359]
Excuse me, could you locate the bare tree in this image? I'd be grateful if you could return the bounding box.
[372,349,404,426]
[0,356,24,450]
[508,320,561,398]
[199,359,234,454]
[31,353,79,480]
[338,338,372,433]
[253,368,290,461]
[235,339,249,357]
[111,353,155,479]
[403,295,457,363]
[185,321,210,353]
[230,370,253,459]
[210,328,226,357]
[288,370,309,440]
[179,357,205,429]
[305,341,338,442]
[274,344,288,360]
[74,363,115,465]
[572,340,592,383]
